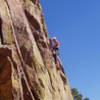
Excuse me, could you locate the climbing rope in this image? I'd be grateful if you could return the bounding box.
[5,1,35,99]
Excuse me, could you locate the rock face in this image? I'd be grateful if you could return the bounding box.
[0,0,73,100]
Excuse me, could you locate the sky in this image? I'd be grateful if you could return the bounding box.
[40,0,100,100]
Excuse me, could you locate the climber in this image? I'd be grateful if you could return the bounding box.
[49,37,60,69]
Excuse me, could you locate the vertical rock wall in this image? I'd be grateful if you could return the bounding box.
[0,0,73,100]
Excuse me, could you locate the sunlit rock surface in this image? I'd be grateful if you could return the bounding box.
[0,0,73,100]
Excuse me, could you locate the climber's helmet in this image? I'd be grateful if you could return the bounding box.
[52,37,57,40]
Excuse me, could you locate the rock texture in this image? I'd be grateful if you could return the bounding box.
[0,0,73,100]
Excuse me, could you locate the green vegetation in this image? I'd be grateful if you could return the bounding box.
[71,88,90,100]
[83,98,90,100]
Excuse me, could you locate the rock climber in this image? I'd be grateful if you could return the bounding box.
[49,37,60,69]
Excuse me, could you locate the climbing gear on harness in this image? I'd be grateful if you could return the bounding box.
[49,37,61,69]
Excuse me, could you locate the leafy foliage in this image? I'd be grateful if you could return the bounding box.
[83,98,90,100]
[71,88,90,100]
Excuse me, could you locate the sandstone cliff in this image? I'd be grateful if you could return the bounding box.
[0,0,73,100]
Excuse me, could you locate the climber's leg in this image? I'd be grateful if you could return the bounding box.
[52,49,60,69]
[56,59,61,70]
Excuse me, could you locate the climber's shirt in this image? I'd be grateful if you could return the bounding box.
[52,39,60,49]
[49,38,60,49]
[49,38,60,56]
